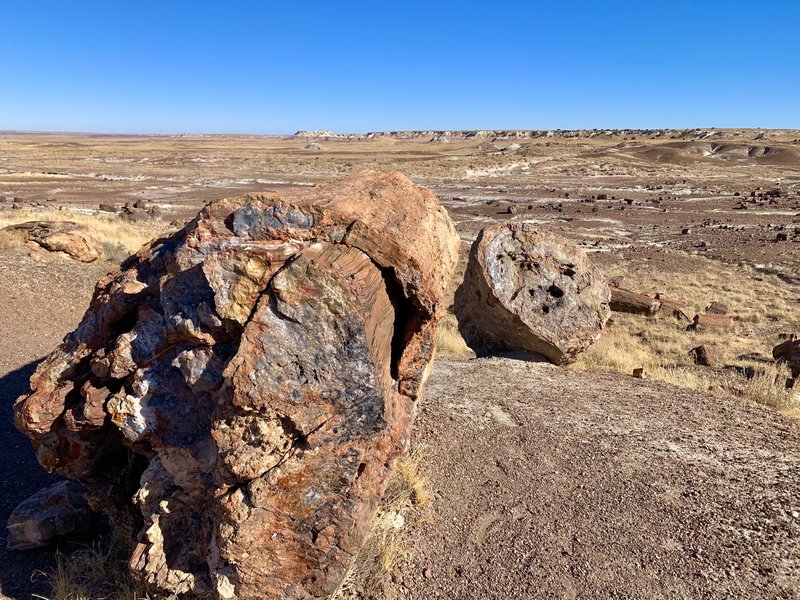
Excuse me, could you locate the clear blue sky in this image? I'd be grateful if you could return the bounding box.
[1,1,798,133]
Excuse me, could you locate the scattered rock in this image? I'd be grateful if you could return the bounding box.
[121,201,161,221]
[689,313,733,331]
[608,275,625,288]
[690,345,722,367]
[4,221,102,262]
[13,171,459,598]
[501,143,521,155]
[98,203,118,213]
[6,480,95,550]
[655,294,690,321]
[705,301,730,315]
[303,142,326,151]
[773,339,800,377]
[632,368,646,379]
[610,288,660,315]
[455,223,610,364]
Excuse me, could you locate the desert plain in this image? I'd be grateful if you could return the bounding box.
[1,128,799,599]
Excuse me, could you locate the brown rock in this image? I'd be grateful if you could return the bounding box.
[688,313,733,331]
[705,301,730,315]
[632,367,646,379]
[454,223,610,364]
[13,171,459,599]
[608,275,625,288]
[773,339,800,377]
[6,480,95,550]
[690,345,722,367]
[655,294,690,321]
[610,287,660,315]
[4,221,102,262]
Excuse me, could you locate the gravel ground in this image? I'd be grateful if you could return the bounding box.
[399,356,800,599]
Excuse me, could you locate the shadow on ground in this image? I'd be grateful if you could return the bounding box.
[0,360,60,600]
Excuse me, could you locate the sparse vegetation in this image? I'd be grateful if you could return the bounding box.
[330,449,432,600]
[0,209,167,262]
[573,261,800,416]
[34,530,150,600]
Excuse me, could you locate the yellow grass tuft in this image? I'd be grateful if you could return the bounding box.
[436,313,472,355]
[35,531,150,600]
[329,448,432,600]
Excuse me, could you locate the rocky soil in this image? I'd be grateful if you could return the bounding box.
[402,357,800,599]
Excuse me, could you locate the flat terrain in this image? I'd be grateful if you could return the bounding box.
[0,129,798,598]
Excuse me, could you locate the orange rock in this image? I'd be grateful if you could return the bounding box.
[12,171,459,598]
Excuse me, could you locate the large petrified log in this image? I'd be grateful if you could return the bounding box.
[12,171,459,599]
[454,223,610,364]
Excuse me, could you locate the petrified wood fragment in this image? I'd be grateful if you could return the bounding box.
[454,223,610,364]
[12,171,459,599]
[609,287,661,315]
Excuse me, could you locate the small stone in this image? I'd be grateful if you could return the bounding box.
[632,368,646,379]
[423,568,433,579]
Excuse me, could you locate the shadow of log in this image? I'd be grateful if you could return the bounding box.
[0,359,61,599]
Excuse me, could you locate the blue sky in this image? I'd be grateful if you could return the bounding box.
[1,1,798,133]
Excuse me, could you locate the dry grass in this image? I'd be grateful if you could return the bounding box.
[329,449,432,600]
[35,531,150,600]
[436,313,472,355]
[573,259,800,415]
[0,208,167,262]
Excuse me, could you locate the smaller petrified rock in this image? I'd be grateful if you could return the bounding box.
[705,301,729,315]
[688,313,733,331]
[632,367,646,379]
[98,203,118,213]
[610,288,660,315]
[455,223,610,364]
[4,221,102,262]
[773,339,800,377]
[608,275,625,288]
[690,345,722,367]
[655,294,690,321]
[7,481,95,550]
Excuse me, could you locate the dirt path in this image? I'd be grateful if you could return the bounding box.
[400,357,800,599]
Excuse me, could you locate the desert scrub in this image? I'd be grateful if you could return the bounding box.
[36,530,151,600]
[330,449,432,600]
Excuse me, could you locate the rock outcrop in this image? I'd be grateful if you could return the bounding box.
[12,171,459,599]
[5,221,102,262]
[455,223,610,364]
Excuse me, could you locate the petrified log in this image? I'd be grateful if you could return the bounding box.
[690,344,722,367]
[610,287,660,315]
[5,220,102,262]
[705,301,730,315]
[688,313,733,331]
[773,339,800,377]
[655,294,690,321]
[12,171,459,599]
[6,480,95,550]
[454,223,610,364]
